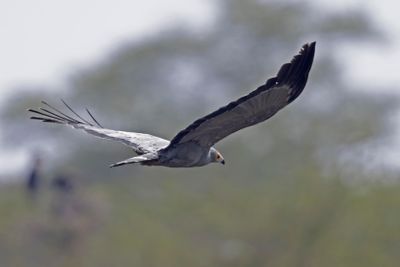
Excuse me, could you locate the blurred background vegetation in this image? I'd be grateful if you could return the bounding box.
[1,0,400,266]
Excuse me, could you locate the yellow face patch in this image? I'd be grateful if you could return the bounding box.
[215,152,223,161]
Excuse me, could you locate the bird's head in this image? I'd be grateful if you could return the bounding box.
[210,148,225,165]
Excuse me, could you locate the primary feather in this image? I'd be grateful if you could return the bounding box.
[167,42,316,149]
[29,101,169,155]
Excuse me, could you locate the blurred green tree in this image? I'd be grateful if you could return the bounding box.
[1,0,392,181]
[0,0,399,267]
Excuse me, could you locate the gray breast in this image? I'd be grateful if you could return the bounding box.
[160,142,210,167]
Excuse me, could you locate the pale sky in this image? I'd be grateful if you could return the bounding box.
[1,0,399,98]
[1,0,400,177]
[0,0,214,98]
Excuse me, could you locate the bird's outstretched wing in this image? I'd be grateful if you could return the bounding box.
[167,42,316,149]
[28,100,169,154]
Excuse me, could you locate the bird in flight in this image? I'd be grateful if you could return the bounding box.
[29,42,315,168]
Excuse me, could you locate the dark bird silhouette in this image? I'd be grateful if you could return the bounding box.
[26,155,41,199]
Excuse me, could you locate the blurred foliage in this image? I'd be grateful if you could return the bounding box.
[1,174,400,267]
[1,0,400,266]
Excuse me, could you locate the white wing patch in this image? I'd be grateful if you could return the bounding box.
[28,101,170,155]
[74,124,170,154]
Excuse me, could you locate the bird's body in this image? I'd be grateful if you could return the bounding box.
[152,145,221,168]
[29,42,316,168]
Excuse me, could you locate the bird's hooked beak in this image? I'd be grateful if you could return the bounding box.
[215,150,225,165]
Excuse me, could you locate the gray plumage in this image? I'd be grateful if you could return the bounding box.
[29,42,315,168]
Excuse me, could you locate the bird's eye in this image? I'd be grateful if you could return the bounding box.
[216,154,221,159]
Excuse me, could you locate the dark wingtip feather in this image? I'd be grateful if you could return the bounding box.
[28,100,104,128]
[61,99,93,126]
[86,108,104,128]
[168,42,316,147]
[30,116,62,124]
[276,41,315,103]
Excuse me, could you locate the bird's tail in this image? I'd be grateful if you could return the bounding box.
[109,153,158,168]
